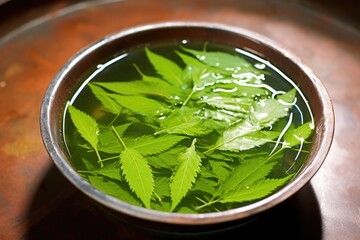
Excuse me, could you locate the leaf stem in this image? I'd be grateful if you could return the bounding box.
[94,148,104,168]
[98,155,120,162]
[182,85,196,107]
[196,198,219,210]
[111,125,127,149]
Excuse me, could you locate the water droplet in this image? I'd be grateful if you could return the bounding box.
[254,63,266,69]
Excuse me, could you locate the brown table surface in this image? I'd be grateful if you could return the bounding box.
[0,0,359,239]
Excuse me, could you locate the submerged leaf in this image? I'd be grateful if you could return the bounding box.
[110,94,168,116]
[88,175,142,206]
[88,83,122,114]
[98,123,132,153]
[219,176,292,204]
[79,163,122,181]
[91,80,177,99]
[216,157,277,197]
[170,139,202,211]
[127,135,187,156]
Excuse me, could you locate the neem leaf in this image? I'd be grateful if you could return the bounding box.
[200,96,253,113]
[68,105,99,150]
[283,121,314,147]
[98,123,132,154]
[219,176,292,204]
[250,91,295,126]
[109,94,168,116]
[127,135,187,156]
[219,130,281,152]
[216,157,277,197]
[181,47,258,73]
[91,80,177,99]
[88,175,142,206]
[170,139,202,211]
[156,108,212,136]
[212,89,296,153]
[88,83,122,114]
[145,48,184,86]
[120,147,154,208]
[78,163,122,181]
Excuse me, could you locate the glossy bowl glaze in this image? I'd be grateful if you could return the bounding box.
[40,22,334,236]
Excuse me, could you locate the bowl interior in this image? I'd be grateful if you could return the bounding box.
[40,22,334,226]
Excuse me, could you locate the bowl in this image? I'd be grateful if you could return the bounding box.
[40,22,334,236]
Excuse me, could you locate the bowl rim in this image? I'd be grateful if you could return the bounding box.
[40,21,335,225]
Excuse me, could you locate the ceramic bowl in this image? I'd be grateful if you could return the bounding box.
[40,22,334,236]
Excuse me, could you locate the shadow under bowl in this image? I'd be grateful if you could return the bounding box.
[40,21,334,235]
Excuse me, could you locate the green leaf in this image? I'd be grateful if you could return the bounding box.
[78,163,122,181]
[109,94,168,116]
[211,89,296,153]
[156,108,212,136]
[88,83,122,114]
[200,96,253,113]
[91,80,178,99]
[250,95,293,126]
[98,123,132,153]
[154,176,171,199]
[88,175,142,206]
[219,176,292,204]
[170,139,202,211]
[216,157,277,197]
[219,130,281,151]
[283,121,314,147]
[68,105,99,150]
[208,159,232,182]
[127,135,187,156]
[147,147,185,170]
[197,81,269,98]
[120,147,154,208]
[145,48,184,86]
[182,47,260,73]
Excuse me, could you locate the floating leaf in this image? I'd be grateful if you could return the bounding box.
[200,96,253,113]
[211,89,296,153]
[156,108,212,136]
[170,139,202,211]
[250,95,294,126]
[120,147,154,208]
[182,47,260,74]
[219,130,281,152]
[283,121,314,147]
